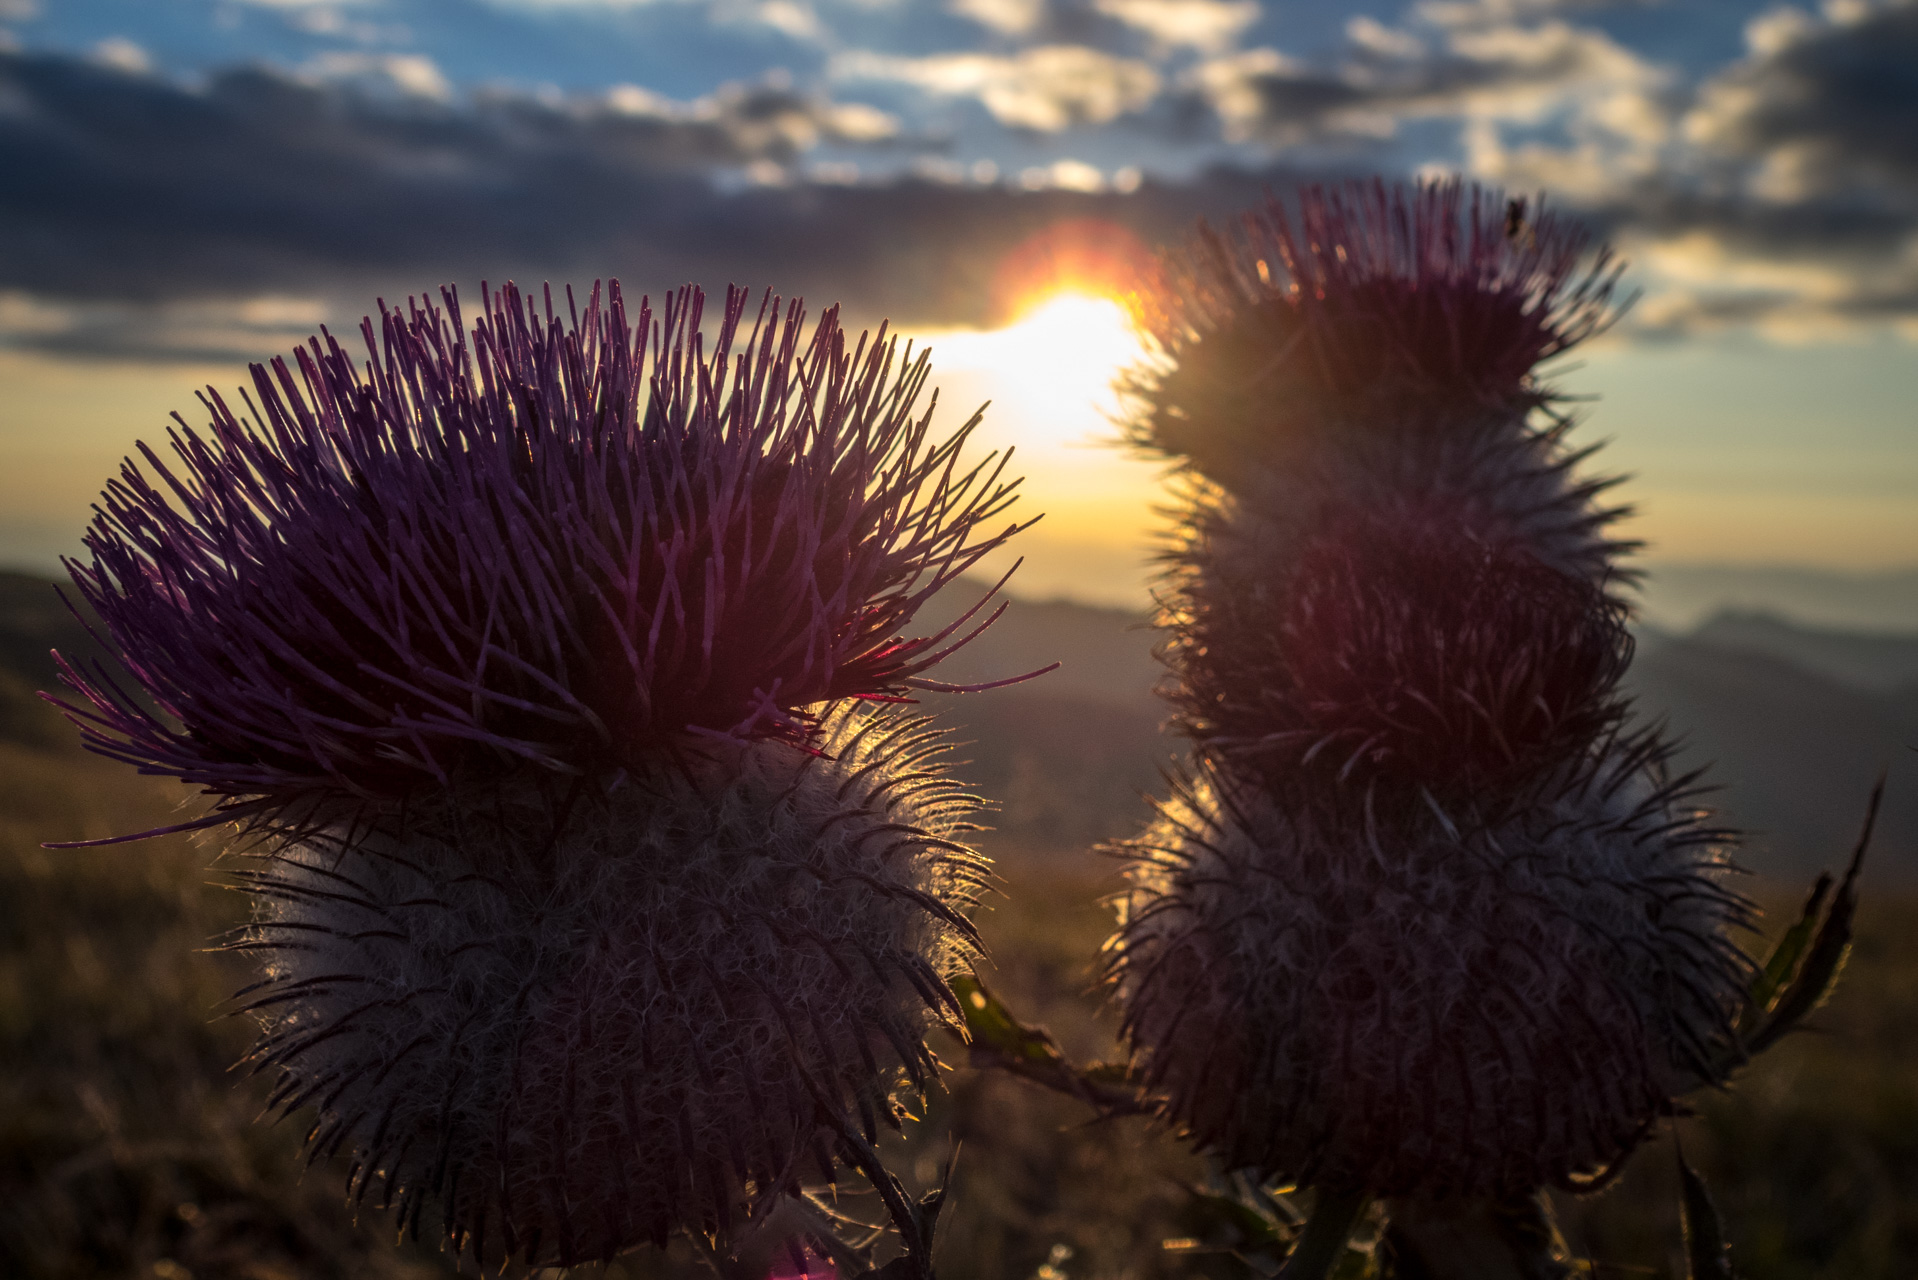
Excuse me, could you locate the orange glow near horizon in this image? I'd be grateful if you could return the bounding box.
[987,217,1156,329]
[906,283,1164,604]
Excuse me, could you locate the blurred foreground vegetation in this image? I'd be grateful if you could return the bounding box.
[3,718,1916,1280]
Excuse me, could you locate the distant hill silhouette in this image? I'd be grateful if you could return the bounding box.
[1687,610,1918,693]
[1640,563,1918,634]
[2,570,1911,880]
[0,571,109,751]
[1625,639,1916,882]
[914,581,1161,711]
[0,570,101,694]
[925,577,1917,880]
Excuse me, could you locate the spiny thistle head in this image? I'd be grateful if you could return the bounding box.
[237,708,982,1269]
[1128,177,1625,484]
[1107,749,1751,1199]
[1166,496,1633,800]
[49,281,1032,1268]
[55,282,1025,825]
[1110,179,1754,1207]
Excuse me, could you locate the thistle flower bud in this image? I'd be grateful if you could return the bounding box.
[1108,750,1749,1197]
[49,280,1029,1266]
[239,708,983,1268]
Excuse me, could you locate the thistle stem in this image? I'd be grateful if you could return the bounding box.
[1276,1188,1370,1280]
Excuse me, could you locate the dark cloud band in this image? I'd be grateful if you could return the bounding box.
[0,49,1316,358]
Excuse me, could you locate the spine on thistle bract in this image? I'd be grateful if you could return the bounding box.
[1107,179,1754,1207]
[46,281,1030,1270]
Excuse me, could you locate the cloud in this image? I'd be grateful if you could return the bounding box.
[12,0,1918,349]
[1191,17,1662,146]
[301,51,456,100]
[950,0,1045,36]
[0,50,899,300]
[1013,155,1131,189]
[598,71,900,151]
[1413,0,1652,27]
[833,45,1160,131]
[722,0,828,42]
[0,47,1315,358]
[1685,0,1918,206]
[0,291,338,363]
[1618,0,1918,336]
[1091,0,1259,53]
[88,38,155,77]
[1190,48,1363,144]
[1461,0,1918,339]
[1166,3,1918,337]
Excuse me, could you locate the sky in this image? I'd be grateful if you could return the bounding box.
[1,0,1915,611]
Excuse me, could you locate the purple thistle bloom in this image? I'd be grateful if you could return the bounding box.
[1108,179,1752,1204]
[1129,177,1625,488]
[55,282,1027,829]
[46,281,1033,1270]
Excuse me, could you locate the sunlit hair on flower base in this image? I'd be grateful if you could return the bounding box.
[1110,746,1750,1199]
[47,281,1037,1270]
[1107,178,1753,1228]
[242,706,987,1268]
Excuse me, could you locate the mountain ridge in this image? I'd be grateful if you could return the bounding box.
[3,571,1911,881]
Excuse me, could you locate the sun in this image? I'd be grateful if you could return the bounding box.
[990,291,1145,428]
[920,289,1147,449]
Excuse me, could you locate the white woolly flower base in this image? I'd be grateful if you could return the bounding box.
[228,709,986,1269]
[1108,744,1751,1199]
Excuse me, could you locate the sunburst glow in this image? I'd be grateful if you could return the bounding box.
[903,287,1163,604]
[920,290,1147,449]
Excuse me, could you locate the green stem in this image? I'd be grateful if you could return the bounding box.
[1278,1188,1371,1280]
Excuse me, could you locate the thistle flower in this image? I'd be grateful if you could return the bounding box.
[57,283,1023,824]
[1108,179,1753,1202]
[1129,178,1623,493]
[49,281,1029,1268]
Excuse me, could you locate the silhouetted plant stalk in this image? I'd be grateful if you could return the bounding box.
[45,281,1043,1276]
[1070,178,1865,1278]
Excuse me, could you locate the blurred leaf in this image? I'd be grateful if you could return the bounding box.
[1082,1060,1138,1087]
[1162,1175,1319,1275]
[1183,1185,1289,1250]
[952,972,1065,1067]
[1380,1194,1579,1279]
[1742,872,1831,1027]
[853,1255,921,1280]
[1678,1147,1735,1280]
[1276,1190,1370,1280]
[1744,775,1881,1057]
[950,971,1151,1116]
[1235,1173,1307,1231]
[1328,1248,1383,1280]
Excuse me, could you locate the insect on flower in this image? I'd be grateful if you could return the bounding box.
[46,281,1038,1271]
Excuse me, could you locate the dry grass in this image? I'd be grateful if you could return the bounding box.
[4,750,1915,1279]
